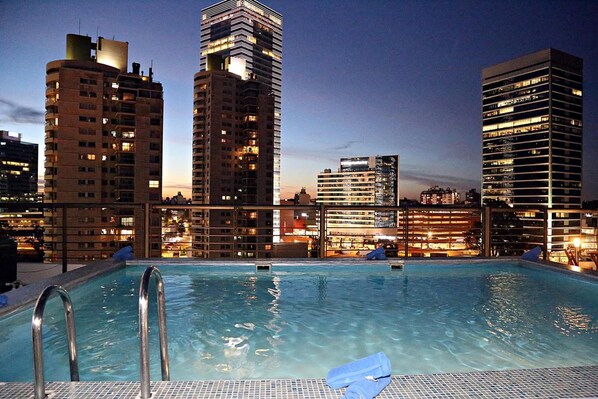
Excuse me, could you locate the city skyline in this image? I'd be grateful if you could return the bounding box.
[1,0,598,200]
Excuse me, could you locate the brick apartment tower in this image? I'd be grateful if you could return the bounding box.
[44,34,163,262]
[192,55,275,258]
[482,48,583,252]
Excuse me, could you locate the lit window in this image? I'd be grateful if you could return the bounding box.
[112,82,119,89]
[149,180,159,188]
[122,142,134,151]
[103,118,109,124]
[572,89,582,96]
[121,217,134,226]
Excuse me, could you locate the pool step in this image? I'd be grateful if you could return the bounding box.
[388,260,405,270]
[255,261,272,272]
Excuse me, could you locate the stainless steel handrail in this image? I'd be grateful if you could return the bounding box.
[139,266,170,399]
[31,285,79,399]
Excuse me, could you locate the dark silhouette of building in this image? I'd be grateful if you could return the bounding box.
[464,189,481,206]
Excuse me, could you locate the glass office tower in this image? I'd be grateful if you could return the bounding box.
[482,48,583,252]
[200,0,282,208]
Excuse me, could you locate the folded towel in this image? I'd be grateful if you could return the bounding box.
[366,247,385,261]
[341,376,392,399]
[326,352,391,389]
[521,246,542,261]
[112,245,134,261]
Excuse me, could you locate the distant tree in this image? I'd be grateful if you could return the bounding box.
[582,200,598,209]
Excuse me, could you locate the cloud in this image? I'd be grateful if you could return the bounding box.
[400,169,479,191]
[283,140,363,163]
[330,140,361,151]
[0,98,44,125]
[163,183,192,198]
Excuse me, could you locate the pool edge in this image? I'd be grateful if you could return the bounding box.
[1,365,597,398]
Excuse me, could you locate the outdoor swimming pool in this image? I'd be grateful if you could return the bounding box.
[0,260,597,383]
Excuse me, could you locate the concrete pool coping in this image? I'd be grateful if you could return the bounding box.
[1,365,597,398]
[1,257,597,398]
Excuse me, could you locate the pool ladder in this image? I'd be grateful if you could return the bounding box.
[31,285,80,399]
[30,266,170,399]
[139,266,170,399]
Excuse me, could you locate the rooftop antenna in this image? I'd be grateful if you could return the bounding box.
[78,18,81,35]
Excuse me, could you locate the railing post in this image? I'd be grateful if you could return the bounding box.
[319,204,326,258]
[144,203,150,258]
[62,205,68,273]
[542,206,548,260]
[483,207,492,257]
[403,207,409,258]
[233,205,238,258]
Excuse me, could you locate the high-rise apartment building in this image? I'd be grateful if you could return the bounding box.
[420,186,460,205]
[200,0,282,215]
[317,155,400,228]
[0,131,38,202]
[482,48,582,252]
[44,34,163,262]
[192,62,275,258]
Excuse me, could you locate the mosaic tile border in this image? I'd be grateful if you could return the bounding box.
[2,366,597,399]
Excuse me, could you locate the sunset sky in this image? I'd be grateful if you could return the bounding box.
[1,0,597,200]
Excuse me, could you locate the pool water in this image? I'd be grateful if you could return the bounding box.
[1,262,597,382]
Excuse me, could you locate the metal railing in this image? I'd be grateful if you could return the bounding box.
[1,202,596,264]
[31,285,79,399]
[138,266,170,399]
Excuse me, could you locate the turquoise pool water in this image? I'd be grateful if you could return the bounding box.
[1,261,597,382]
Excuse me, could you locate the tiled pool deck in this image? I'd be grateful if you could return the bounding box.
[1,366,598,398]
[2,258,598,398]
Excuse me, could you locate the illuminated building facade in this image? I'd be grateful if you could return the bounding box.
[44,34,163,262]
[398,208,480,257]
[420,185,460,205]
[0,131,42,260]
[317,155,399,228]
[0,131,38,202]
[192,64,275,258]
[482,48,583,252]
[200,0,282,215]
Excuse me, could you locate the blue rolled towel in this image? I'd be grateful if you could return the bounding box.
[366,247,385,261]
[0,295,7,307]
[112,245,134,261]
[521,246,542,261]
[326,352,391,389]
[342,376,392,399]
